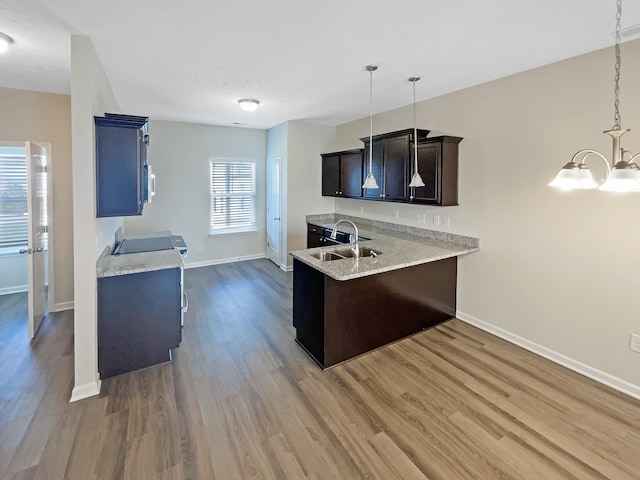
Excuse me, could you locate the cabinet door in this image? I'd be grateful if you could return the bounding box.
[363,139,384,199]
[98,267,181,379]
[96,125,143,217]
[307,224,325,248]
[410,143,440,203]
[340,151,363,197]
[321,154,340,196]
[383,135,410,201]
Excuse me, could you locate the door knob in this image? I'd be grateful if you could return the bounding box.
[273,217,280,221]
[34,247,43,253]
[19,248,31,254]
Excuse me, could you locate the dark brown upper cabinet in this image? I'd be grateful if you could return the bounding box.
[360,129,430,202]
[321,149,363,198]
[409,136,463,206]
[321,129,463,207]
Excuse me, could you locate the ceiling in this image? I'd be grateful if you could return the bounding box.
[2,0,640,129]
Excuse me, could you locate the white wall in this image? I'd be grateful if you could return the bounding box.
[330,39,640,396]
[266,121,336,269]
[0,87,74,309]
[285,121,335,267]
[123,120,267,267]
[0,252,48,295]
[70,35,122,401]
[266,122,288,268]
[0,254,27,294]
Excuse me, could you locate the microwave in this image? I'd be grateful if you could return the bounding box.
[143,164,156,203]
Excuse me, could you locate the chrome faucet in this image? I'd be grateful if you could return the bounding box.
[330,219,359,258]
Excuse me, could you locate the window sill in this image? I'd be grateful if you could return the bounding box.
[209,227,257,236]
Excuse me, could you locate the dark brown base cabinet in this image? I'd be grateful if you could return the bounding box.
[292,258,457,369]
[98,268,182,379]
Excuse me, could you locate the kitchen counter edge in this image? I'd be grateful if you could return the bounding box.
[290,213,479,281]
[96,246,184,278]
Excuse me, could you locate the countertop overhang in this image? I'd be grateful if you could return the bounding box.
[290,214,479,281]
[97,246,183,278]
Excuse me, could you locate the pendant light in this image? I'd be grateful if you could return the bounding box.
[408,76,425,189]
[549,0,640,192]
[362,65,379,189]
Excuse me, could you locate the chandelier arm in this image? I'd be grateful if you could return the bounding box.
[627,152,640,164]
[571,149,612,175]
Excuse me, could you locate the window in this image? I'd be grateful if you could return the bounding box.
[0,145,48,254]
[0,146,28,250]
[210,160,256,234]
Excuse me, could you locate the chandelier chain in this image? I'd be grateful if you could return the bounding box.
[613,0,622,130]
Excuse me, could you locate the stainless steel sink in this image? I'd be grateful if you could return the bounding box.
[310,247,382,261]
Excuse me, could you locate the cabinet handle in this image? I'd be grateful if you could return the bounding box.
[339,191,343,195]
[335,191,339,194]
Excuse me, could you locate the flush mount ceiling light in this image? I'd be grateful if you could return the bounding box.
[0,32,14,53]
[549,0,640,193]
[238,98,260,112]
[362,65,379,190]
[408,76,426,190]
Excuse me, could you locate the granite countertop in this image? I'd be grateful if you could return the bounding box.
[290,213,479,281]
[96,246,184,278]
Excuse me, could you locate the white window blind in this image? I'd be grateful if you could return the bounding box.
[210,161,256,234]
[0,147,28,249]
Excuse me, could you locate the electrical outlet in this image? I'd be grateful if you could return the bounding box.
[393,210,400,219]
[359,206,364,214]
[444,216,451,227]
[198,243,203,251]
[417,213,426,224]
[630,334,640,353]
[433,214,441,225]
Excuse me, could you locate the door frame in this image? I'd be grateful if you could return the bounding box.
[266,156,283,269]
[0,140,55,313]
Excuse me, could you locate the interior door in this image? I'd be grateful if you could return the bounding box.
[25,141,46,338]
[266,156,281,267]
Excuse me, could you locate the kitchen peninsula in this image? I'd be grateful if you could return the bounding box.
[290,214,479,369]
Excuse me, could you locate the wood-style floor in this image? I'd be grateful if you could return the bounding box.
[1,259,640,479]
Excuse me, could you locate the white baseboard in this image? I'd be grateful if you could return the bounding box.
[185,253,266,270]
[456,311,640,401]
[51,301,74,312]
[70,380,101,403]
[281,264,293,272]
[0,285,28,295]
